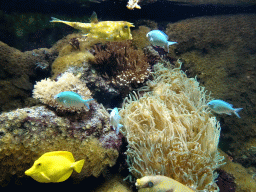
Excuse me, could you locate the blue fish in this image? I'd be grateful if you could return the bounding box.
[207,99,243,118]
[146,30,177,53]
[110,107,123,134]
[54,91,94,109]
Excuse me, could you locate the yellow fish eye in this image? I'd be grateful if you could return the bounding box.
[124,25,128,29]
[37,163,42,166]
[147,181,154,188]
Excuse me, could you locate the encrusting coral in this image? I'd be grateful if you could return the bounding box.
[0,102,122,185]
[120,62,224,191]
[51,33,96,77]
[33,72,93,112]
[0,41,57,111]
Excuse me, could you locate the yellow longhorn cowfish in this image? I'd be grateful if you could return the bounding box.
[136,175,195,192]
[50,12,135,41]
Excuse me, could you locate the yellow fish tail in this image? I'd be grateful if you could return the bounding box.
[72,159,85,173]
[50,17,64,23]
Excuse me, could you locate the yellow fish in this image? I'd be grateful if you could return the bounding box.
[25,151,85,183]
[50,12,135,41]
[135,175,195,192]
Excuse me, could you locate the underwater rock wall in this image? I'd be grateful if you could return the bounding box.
[166,14,256,168]
[0,41,57,112]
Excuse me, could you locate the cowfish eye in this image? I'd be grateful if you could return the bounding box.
[37,163,42,166]
[124,25,128,29]
[147,181,154,188]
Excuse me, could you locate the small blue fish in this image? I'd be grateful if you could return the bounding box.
[54,91,94,109]
[110,107,123,134]
[146,30,177,53]
[207,99,243,118]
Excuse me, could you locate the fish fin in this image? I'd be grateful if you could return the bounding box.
[90,11,98,23]
[234,108,243,118]
[116,124,123,134]
[42,151,75,162]
[50,17,63,23]
[83,98,94,109]
[158,30,168,39]
[41,172,51,181]
[57,170,73,182]
[72,159,85,173]
[168,41,178,46]
[135,4,141,9]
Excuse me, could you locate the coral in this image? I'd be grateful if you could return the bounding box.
[95,174,133,192]
[51,33,96,77]
[131,26,151,50]
[120,62,224,191]
[33,72,93,112]
[92,41,150,87]
[218,150,256,192]
[166,14,256,168]
[84,40,150,107]
[0,41,57,111]
[216,169,236,192]
[126,0,141,10]
[0,103,122,185]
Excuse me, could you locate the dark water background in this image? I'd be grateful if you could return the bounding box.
[1,0,256,51]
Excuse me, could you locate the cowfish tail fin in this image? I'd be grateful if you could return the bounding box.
[83,98,94,109]
[50,17,64,23]
[234,108,243,118]
[72,159,85,173]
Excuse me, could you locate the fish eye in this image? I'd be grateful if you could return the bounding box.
[37,163,41,166]
[124,25,128,29]
[147,181,154,188]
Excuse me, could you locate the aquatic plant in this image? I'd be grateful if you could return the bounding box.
[120,62,224,191]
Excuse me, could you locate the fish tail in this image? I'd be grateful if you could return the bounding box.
[72,159,85,173]
[234,108,243,118]
[116,124,123,134]
[167,41,178,47]
[167,41,177,53]
[50,17,64,23]
[83,98,94,109]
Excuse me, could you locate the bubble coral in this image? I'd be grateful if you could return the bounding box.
[120,62,224,191]
[0,102,122,185]
[33,72,93,112]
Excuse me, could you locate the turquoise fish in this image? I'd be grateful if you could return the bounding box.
[54,91,94,109]
[146,30,177,53]
[110,107,123,134]
[207,99,243,118]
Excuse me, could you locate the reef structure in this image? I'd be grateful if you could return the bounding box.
[0,70,123,185]
[120,62,224,191]
[33,72,93,112]
[0,102,122,185]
